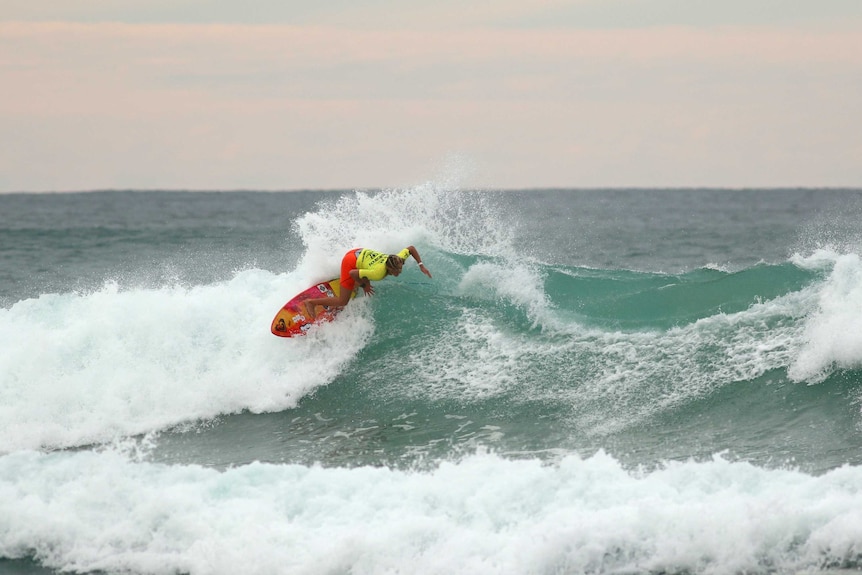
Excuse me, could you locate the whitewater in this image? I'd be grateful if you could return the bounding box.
[2,186,862,574]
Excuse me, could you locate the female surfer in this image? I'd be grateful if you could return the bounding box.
[303,245,432,319]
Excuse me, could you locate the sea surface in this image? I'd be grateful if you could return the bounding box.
[2,187,862,574]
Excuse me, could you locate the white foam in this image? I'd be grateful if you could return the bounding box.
[789,252,862,383]
[397,274,823,436]
[378,261,555,402]
[0,270,374,452]
[1,449,860,575]
[292,182,515,281]
[572,283,823,432]
[703,262,733,273]
[458,261,553,327]
[0,183,519,452]
[399,309,535,401]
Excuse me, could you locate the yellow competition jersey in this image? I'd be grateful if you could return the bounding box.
[356,248,411,281]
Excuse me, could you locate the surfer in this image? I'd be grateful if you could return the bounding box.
[303,246,432,319]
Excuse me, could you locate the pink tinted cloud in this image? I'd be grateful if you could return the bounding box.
[3,20,860,74]
[1,20,860,190]
[3,20,858,117]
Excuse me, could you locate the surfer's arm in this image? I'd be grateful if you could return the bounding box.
[406,246,432,278]
[350,269,374,295]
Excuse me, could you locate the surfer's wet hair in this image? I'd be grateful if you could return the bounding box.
[386,255,404,274]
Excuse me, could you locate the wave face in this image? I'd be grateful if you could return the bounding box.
[2,188,862,574]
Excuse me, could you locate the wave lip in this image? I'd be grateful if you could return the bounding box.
[789,252,862,383]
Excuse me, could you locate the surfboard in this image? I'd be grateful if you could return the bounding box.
[270,279,354,337]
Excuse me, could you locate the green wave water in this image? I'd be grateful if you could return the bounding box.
[3,188,862,574]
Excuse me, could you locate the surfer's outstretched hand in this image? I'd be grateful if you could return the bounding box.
[362,282,375,296]
[420,265,432,279]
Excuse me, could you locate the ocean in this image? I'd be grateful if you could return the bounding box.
[2,186,862,574]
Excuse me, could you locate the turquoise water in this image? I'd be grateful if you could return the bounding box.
[2,187,862,574]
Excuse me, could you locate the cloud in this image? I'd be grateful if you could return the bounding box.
[1,21,860,190]
[3,0,862,28]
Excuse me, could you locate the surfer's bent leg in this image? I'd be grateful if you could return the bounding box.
[304,289,352,319]
[304,250,358,319]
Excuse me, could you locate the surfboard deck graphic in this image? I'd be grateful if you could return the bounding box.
[270,279,353,337]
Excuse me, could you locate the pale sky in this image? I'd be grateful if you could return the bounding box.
[1,1,861,191]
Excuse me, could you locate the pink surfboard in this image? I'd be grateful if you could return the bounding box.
[270,279,354,337]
